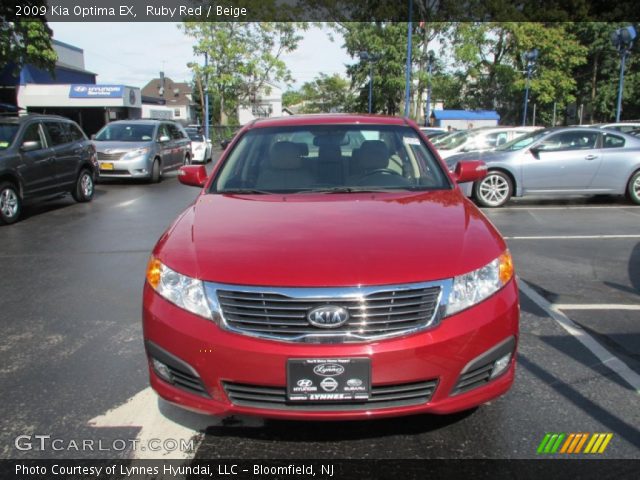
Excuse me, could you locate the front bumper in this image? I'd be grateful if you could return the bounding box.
[98,156,152,178]
[142,279,519,420]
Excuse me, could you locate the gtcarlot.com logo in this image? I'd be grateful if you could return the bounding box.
[537,433,613,454]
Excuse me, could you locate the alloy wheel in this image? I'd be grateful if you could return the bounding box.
[0,188,19,219]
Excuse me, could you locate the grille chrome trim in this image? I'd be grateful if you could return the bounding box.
[97,152,125,161]
[204,280,452,343]
[223,380,438,410]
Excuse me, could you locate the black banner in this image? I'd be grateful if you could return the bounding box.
[2,459,639,480]
[3,0,640,22]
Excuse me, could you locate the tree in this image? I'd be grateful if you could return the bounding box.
[0,4,57,74]
[181,20,304,124]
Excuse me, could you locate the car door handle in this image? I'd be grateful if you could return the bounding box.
[584,154,598,160]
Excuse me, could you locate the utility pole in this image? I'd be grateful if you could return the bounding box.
[404,0,413,117]
[204,52,209,140]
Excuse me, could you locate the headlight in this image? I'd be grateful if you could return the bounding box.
[446,250,514,316]
[146,257,212,319]
[123,147,150,159]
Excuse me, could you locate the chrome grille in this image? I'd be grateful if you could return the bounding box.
[223,380,438,410]
[209,281,446,343]
[97,152,124,161]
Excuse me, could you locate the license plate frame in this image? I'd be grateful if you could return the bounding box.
[287,358,371,402]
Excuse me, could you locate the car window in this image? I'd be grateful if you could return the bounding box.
[67,122,86,142]
[536,131,599,151]
[168,124,184,140]
[45,122,70,146]
[603,134,625,149]
[20,123,46,150]
[483,132,509,148]
[212,125,450,193]
[0,123,20,150]
[95,123,155,142]
[157,124,171,140]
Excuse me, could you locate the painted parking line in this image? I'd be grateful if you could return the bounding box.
[116,198,139,208]
[488,206,637,211]
[89,387,208,459]
[554,304,640,311]
[518,280,640,394]
[505,235,640,240]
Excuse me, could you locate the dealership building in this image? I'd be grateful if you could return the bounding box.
[0,39,142,135]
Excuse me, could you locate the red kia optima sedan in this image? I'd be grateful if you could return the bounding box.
[143,114,519,420]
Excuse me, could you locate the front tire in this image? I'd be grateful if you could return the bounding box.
[0,181,21,225]
[627,170,640,205]
[72,169,94,202]
[473,171,513,208]
[149,159,161,184]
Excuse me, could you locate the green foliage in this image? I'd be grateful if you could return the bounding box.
[0,4,57,74]
[181,15,305,124]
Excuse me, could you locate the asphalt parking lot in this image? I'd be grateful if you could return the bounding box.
[0,160,638,461]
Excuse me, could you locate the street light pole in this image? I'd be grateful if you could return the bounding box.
[204,52,209,140]
[522,49,539,127]
[368,63,374,114]
[425,51,434,126]
[404,0,413,117]
[612,26,636,122]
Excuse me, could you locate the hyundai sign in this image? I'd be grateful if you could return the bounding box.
[69,85,125,98]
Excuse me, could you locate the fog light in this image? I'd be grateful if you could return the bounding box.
[151,358,173,383]
[490,353,512,379]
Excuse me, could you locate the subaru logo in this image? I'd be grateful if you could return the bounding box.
[307,305,349,329]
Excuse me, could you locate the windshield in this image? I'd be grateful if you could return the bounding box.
[0,123,19,150]
[211,125,450,194]
[496,129,552,151]
[95,123,155,142]
[433,130,471,150]
[188,132,204,141]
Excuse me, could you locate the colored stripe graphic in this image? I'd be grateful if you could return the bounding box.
[538,433,613,454]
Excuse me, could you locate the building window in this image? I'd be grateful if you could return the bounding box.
[174,109,180,117]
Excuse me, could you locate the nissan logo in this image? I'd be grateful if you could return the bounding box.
[313,363,345,377]
[307,305,349,329]
[320,377,338,392]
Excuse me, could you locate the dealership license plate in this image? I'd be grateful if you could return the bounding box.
[287,358,370,401]
[100,162,114,171]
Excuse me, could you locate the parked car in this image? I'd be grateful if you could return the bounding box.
[446,127,640,207]
[93,119,191,183]
[419,127,448,139]
[594,122,640,133]
[185,129,212,163]
[433,126,543,159]
[0,114,97,224]
[143,114,519,420]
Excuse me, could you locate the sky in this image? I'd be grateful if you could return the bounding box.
[49,23,353,91]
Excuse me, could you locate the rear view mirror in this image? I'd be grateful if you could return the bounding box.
[178,165,208,187]
[453,160,488,184]
[20,140,41,152]
[90,134,96,140]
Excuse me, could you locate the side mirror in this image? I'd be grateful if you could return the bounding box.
[529,146,542,159]
[20,140,41,152]
[178,165,208,187]
[452,160,488,184]
[220,139,231,150]
[159,135,170,143]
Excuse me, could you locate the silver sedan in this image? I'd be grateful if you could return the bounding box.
[445,127,640,207]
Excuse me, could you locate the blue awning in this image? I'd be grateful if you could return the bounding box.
[431,110,500,121]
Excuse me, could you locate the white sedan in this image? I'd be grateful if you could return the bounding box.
[186,130,212,163]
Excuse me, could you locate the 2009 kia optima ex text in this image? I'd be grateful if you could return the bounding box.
[142,114,520,420]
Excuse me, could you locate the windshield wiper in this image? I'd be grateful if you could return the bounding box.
[299,187,404,194]
[218,188,273,195]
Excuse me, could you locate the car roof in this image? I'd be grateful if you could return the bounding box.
[0,114,75,124]
[249,114,410,129]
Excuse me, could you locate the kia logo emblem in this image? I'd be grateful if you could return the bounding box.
[307,305,349,329]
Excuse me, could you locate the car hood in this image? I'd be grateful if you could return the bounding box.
[154,190,507,287]
[94,141,152,152]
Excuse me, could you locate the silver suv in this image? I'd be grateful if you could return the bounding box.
[93,119,191,182]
